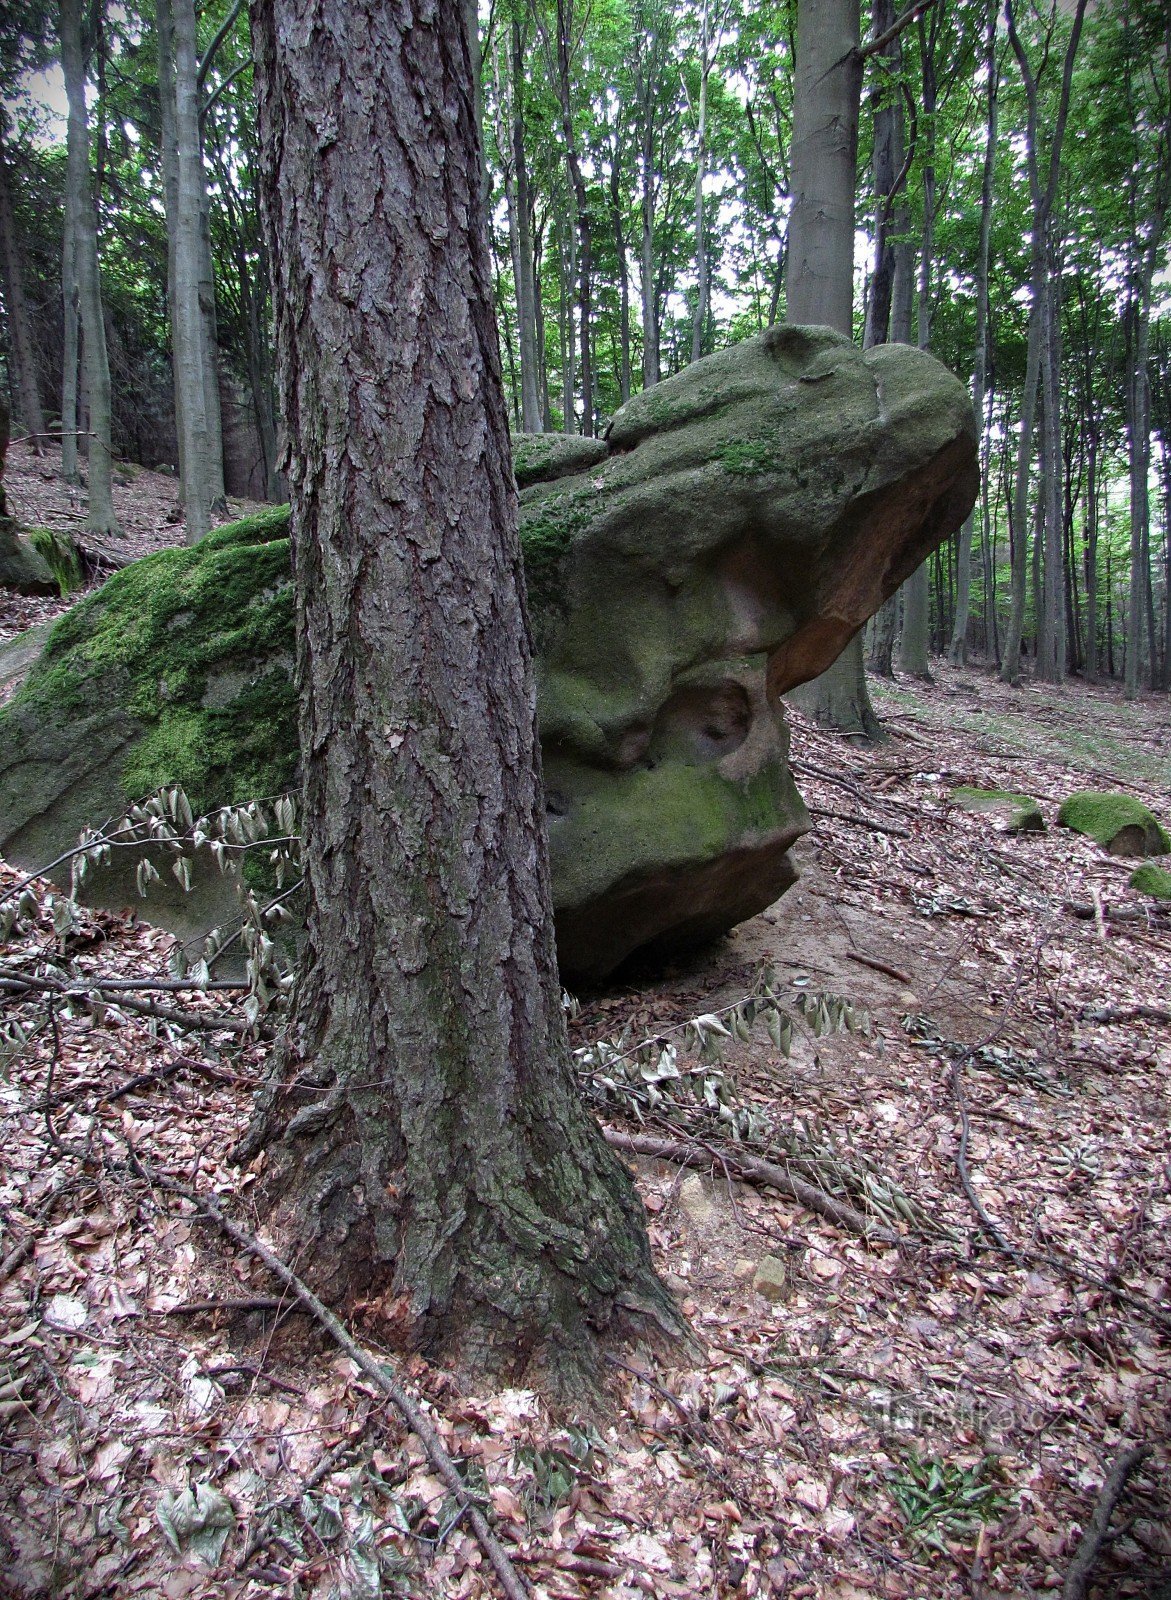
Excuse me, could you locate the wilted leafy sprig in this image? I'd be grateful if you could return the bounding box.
[0,783,302,1037]
[572,973,943,1234]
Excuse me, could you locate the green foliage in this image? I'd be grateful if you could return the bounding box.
[888,1454,1010,1551]
[1057,791,1170,856]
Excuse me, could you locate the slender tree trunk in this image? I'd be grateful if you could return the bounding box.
[1036,244,1066,682]
[0,125,47,451]
[160,0,215,542]
[244,0,682,1397]
[544,0,594,436]
[511,18,542,433]
[898,10,937,682]
[1000,0,1087,683]
[640,133,659,388]
[60,0,120,537]
[785,0,881,739]
[558,209,575,432]
[949,1,997,666]
[690,0,711,365]
[1126,280,1161,695]
[863,0,903,682]
[60,201,80,484]
[611,156,633,406]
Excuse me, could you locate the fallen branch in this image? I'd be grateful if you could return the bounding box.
[0,971,251,1034]
[1062,1444,1152,1600]
[1079,1002,1171,1026]
[133,1160,531,1600]
[845,950,913,985]
[1063,900,1154,925]
[605,1128,900,1245]
[807,805,910,839]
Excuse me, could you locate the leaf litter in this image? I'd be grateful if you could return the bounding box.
[1,657,1169,1599]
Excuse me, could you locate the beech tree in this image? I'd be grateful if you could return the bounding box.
[784,0,884,740]
[242,0,683,1392]
[59,0,120,537]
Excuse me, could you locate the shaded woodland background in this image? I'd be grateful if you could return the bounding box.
[0,0,1168,689]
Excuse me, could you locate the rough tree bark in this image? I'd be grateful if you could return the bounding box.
[785,0,883,740]
[243,0,683,1396]
[60,0,120,537]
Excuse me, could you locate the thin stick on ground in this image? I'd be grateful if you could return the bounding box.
[130,1157,532,1600]
[604,1127,901,1245]
[1061,1443,1152,1600]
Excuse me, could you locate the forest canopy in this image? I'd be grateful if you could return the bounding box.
[0,0,1168,686]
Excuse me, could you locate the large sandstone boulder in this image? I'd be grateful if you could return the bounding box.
[0,325,977,979]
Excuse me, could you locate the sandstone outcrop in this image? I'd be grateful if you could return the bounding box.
[0,325,978,979]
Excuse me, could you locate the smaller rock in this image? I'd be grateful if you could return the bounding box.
[679,1173,716,1227]
[1058,791,1170,858]
[951,785,1044,834]
[752,1255,788,1302]
[733,1257,755,1280]
[1130,863,1171,900]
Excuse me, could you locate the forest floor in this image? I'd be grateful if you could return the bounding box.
[1,457,1169,1600]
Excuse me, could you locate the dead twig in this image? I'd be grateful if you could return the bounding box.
[844,950,913,985]
[132,1158,531,1600]
[807,805,911,839]
[1062,1444,1152,1600]
[604,1128,900,1245]
[1079,1002,1171,1026]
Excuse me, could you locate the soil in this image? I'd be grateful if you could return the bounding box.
[0,464,1168,1600]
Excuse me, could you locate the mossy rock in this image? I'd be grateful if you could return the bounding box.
[1057,791,1170,858]
[0,518,56,594]
[1,326,978,980]
[1130,863,1171,900]
[951,786,1044,834]
[27,527,85,596]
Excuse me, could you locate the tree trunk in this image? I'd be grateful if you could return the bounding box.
[785,0,881,740]
[60,198,80,484]
[610,131,632,406]
[545,0,594,436]
[244,0,683,1395]
[60,0,120,537]
[897,9,937,683]
[511,17,542,433]
[0,124,47,451]
[690,0,711,366]
[160,0,214,542]
[1000,0,1087,684]
[948,0,997,666]
[1036,244,1065,683]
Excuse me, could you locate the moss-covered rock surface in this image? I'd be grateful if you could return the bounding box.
[1057,791,1170,858]
[1,325,978,979]
[1129,863,1171,899]
[950,786,1045,833]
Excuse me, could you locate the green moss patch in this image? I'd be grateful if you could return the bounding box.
[27,527,85,596]
[16,505,296,812]
[1130,863,1171,899]
[10,496,592,816]
[1057,791,1169,858]
[951,786,1044,833]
